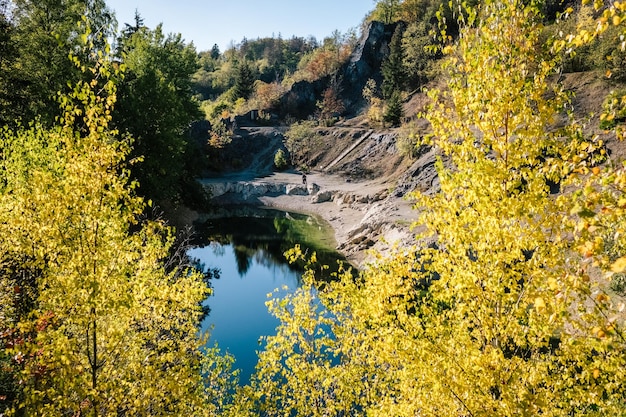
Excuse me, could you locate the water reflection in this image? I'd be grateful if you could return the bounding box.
[193,206,348,279]
[189,207,349,384]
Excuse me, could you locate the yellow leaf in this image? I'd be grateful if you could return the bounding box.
[613,15,621,26]
[534,297,546,311]
[610,256,626,273]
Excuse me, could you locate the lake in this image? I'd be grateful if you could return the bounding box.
[188,207,347,384]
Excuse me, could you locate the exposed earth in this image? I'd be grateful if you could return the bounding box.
[194,124,423,267]
[170,70,625,267]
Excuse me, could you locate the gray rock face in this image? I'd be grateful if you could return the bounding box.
[340,21,400,106]
[201,181,285,201]
[278,77,329,119]
[274,20,398,119]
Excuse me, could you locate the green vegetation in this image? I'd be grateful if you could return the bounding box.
[397,120,424,158]
[382,25,406,98]
[114,18,202,203]
[1,0,626,415]
[273,148,288,170]
[383,90,404,126]
[284,120,322,167]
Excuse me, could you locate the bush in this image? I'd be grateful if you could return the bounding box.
[610,273,626,295]
[383,92,404,127]
[284,120,321,166]
[274,148,288,170]
[397,121,426,159]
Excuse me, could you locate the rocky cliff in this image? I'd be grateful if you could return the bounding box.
[274,20,399,120]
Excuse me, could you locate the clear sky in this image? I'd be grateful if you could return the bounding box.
[105,0,374,53]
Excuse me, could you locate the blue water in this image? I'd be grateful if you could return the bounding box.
[188,207,349,385]
[189,243,300,384]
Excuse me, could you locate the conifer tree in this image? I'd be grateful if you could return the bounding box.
[383,90,404,126]
[382,24,406,99]
[233,60,256,100]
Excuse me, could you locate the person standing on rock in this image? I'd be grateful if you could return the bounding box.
[302,173,307,187]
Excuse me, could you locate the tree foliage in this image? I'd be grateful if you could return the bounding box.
[0,42,233,416]
[240,1,626,415]
[233,60,256,101]
[382,24,406,98]
[383,90,404,126]
[317,83,345,124]
[273,148,288,170]
[284,120,321,167]
[5,0,115,124]
[114,22,202,203]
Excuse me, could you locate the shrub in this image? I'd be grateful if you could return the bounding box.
[274,148,288,170]
[284,120,321,166]
[317,86,345,123]
[610,273,626,295]
[397,121,425,158]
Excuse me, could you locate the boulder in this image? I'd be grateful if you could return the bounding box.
[307,182,320,195]
[286,184,309,196]
[311,190,333,203]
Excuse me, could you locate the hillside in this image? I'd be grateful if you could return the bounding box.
[193,68,625,267]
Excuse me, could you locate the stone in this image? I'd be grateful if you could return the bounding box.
[307,182,320,195]
[286,184,308,196]
[311,190,333,203]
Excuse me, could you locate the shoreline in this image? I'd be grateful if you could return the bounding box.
[190,171,417,266]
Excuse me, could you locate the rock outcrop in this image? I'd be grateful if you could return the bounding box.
[273,20,398,120]
[340,21,400,108]
[201,180,323,201]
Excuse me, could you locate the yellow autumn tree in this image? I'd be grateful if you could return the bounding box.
[0,37,234,416]
[408,0,624,414]
[242,0,625,416]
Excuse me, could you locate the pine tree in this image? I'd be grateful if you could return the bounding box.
[382,24,406,99]
[233,60,256,100]
[383,90,404,126]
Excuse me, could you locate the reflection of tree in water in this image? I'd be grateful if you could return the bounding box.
[233,244,252,276]
[187,255,221,319]
[192,208,352,279]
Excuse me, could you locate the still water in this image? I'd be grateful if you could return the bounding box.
[188,207,346,384]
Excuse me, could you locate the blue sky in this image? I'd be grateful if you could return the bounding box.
[105,0,375,53]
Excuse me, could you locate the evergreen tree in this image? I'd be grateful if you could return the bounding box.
[383,90,404,126]
[233,60,256,100]
[382,24,406,99]
[210,43,221,60]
